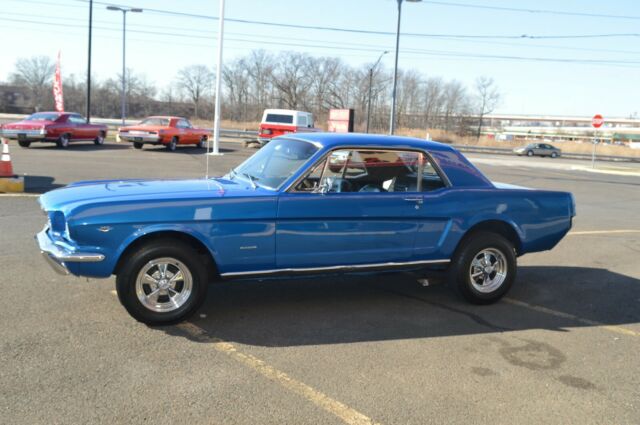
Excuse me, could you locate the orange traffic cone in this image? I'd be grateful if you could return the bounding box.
[0,139,15,177]
[0,139,24,193]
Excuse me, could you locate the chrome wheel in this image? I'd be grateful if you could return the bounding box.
[135,257,193,313]
[469,248,507,293]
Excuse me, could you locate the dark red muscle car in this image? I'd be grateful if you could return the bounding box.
[1,112,108,148]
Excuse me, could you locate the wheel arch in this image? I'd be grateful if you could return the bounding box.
[457,219,523,256]
[113,229,219,280]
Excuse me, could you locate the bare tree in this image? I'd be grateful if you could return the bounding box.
[272,52,313,109]
[176,65,214,119]
[474,76,500,139]
[9,56,55,111]
[223,58,250,121]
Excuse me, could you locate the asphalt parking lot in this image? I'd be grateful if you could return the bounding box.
[1,139,639,424]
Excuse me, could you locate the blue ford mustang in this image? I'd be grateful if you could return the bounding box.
[37,133,575,324]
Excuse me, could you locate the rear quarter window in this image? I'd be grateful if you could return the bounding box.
[265,114,294,124]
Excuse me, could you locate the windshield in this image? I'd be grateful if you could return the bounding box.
[25,112,60,121]
[139,117,170,126]
[231,138,319,190]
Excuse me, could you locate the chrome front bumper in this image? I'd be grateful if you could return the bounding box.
[36,228,105,275]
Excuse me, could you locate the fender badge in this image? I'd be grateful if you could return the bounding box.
[98,226,112,233]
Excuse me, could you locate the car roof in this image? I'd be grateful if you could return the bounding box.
[283,132,456,153]
[144,116,185,120]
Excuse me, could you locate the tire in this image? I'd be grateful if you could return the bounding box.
[56,134,70,148]
[551,152,558,158]
[115,239,209,325]
[133,142,143,149]
[166,137,178,151]
[526,150,533,157]
[94,132,105,145]
[197,136,207,149]
[449,231,516,304]
[18,140,31,148]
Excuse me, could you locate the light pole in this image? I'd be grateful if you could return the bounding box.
[389,0,421,135]
[106,5,142,126]
[366,51,388,134]
[209,0,226,159]
[86,0,93,123]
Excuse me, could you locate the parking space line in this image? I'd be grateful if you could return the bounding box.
[0,193,40,198]
[504,298,639,337]
[568,230,640,236]
[180,323,382,425]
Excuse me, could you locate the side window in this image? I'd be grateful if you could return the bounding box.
[293,149,446,194]
[297,115,307,128]
[183,120,193,128]
[69,115,85,124]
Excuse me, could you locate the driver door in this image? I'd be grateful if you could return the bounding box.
[276,148,423,269]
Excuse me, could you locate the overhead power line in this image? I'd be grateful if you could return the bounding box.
[2,16,640,69]
[420,1,640,21]
[61,0,640,40]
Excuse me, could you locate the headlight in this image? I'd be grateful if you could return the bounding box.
[47,211,66,234]
[39,127,46,135]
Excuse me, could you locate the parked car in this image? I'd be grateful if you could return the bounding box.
[118,116,210,151]
[1,112,107,148]
[36,133,575,324]
[514,143,561,158]
[257,109,319,145]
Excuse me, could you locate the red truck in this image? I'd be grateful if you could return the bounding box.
[1,112,108,148]
[257,109,319,145]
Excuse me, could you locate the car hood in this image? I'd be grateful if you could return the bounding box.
[39,177,269,214]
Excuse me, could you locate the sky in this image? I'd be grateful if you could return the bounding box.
[1,0,639,117]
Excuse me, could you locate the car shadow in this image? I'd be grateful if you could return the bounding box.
[160,266,640,347]
[27,142,131,151]
[143,146,237,155]
[24,175,65,193]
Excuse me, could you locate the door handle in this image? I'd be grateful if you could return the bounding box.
[403,197,423,205]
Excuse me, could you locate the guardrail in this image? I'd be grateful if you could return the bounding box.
[451,144,640,163]
[1,113,638,163]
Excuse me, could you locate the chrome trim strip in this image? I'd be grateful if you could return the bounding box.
[36,228,105,276]
[119,132,160,142]
[220,258,450,278]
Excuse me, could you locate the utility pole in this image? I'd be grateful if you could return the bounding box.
[366,51,388,133]
[86,0,93,123]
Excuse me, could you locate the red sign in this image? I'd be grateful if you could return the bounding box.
[327,109,354,133]
[53,51,64,112]
[591,114,604,128]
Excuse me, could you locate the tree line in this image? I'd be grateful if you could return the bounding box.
[2,51,500,136]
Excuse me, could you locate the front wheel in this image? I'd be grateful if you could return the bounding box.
[116,240,209,325]
[133,142,143,149]
[551,152,558,158]
[197,136,207,149]
[526,150,533,157]
[18,140,31,148]
[166,137,178,151]
[449,232,516,304]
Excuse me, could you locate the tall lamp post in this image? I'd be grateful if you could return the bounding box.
[389,0,421,135]
[209,0,226,159]
[366,50,388,134]
[106,5,143,126]
[86,0,93,123]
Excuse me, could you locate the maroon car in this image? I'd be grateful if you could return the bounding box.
[1,112,108,148]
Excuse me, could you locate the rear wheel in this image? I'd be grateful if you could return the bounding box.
[166,137,178,151]
[133,142,143,149]
[18,140,30,148]
[94,131,105,145]
[116,239,209,325]
[450,232,516,304]
[197,136,207,149]
[56,134,70,148]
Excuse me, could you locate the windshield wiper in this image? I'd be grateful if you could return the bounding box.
[242,173,259,189]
